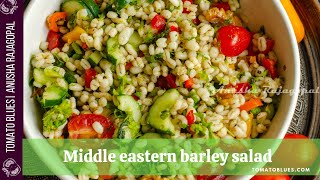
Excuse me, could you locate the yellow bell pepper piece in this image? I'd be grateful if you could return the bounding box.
[62,26,86,44]
[246,113,254,138]
[229,64,235,70]
[281,0,305,43]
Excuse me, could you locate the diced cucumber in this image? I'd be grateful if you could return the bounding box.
[72,53,83,60]
[64,69,77,83]
[53,54,65,67]
[71,42,83,55]
[188,89,200,105]
[106,36,124,65]
[33,69,55,85]
[147,89,180,135]
[139,133,163,139]
[66,46,75,56]
[114,95,141,122]
[61,0,94,19]
[114,0,131,12]
[42,86,68,108]
[44,66,63,78]
[128,31,143,51]
[117,120,140,139]
[88,51,103,67]
[81,0,100,18]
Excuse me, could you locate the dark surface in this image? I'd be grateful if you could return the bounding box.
[291,0,320,139]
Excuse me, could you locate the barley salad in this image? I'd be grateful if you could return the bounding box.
[30,0,282,178]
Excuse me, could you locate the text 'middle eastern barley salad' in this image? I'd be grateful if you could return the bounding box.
[30,0,282,177]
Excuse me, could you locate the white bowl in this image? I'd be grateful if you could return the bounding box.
[23,0,300,179]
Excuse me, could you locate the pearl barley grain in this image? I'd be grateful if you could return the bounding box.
[92,122,104,134]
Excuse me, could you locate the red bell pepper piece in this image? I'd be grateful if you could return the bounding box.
[186,110,195,125]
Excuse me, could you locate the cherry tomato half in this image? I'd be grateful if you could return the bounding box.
[284,133,308,139]
[217,25,251,57]
[68,114,115,139]
[272,133,319,169]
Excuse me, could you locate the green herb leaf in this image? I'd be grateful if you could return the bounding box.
[250,107,261,117]
[145,53,163,63]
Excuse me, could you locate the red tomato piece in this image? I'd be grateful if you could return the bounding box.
[166,74,177,88]
[186,110,195,125]
[183,8,191,13]
[100,175,114,180]
[125,62,133,71]
[284,134,308,139]
[260,39,275,54]
[138,51,145,57]
[192,18,201,25]
[85,68,97,88]
[197,175,208,180]
[261,58,279,79]
[151,14,166,32]
[251,175,290,180]
[185,78,193,89]
[82,43,88,49]
[155,74,177,89]
[132,94,139,101]
[217,25,251,57]
[247,43,257,56]
[212,2,230,11]
[47,30,61,51]
[68,114,115,139]
[183,0,193,13]
[170,26,180,32]
[155,76,169,89]
[235,82,251,94]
